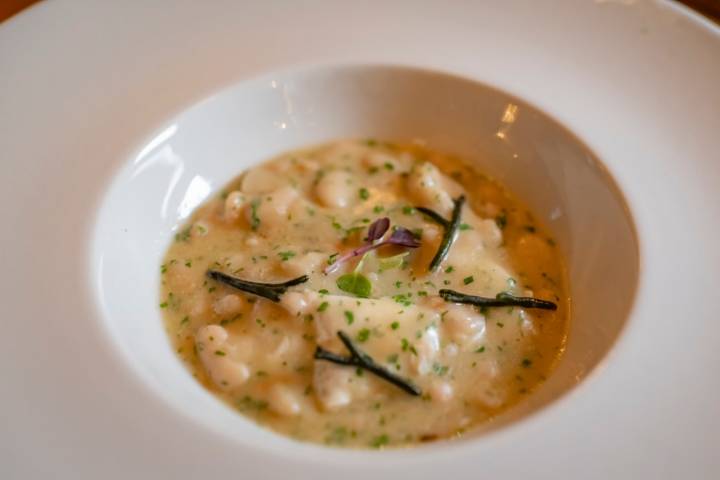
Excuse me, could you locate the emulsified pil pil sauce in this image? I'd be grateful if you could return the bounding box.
[160,140,568,448]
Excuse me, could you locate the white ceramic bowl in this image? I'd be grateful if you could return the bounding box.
[2,2,719,479]
[93,64,639,442]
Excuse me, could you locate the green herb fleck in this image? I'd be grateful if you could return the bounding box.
[214,350,226,356]
[250,199,261,231]
[475,346,486,353]
[432,363,449,376]
[402,206,415,215]
[463,275,474,285]
[373,205,385,214]
[318,301,329,312]
[371,434,389,448]
[174,227,192,243]
[458,223,472,231]
[278,251,296,261]
[344,310,355,325]
[391,321,400,330]
[359,187,370,200]
[357,328,370,342]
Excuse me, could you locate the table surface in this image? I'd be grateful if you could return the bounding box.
[1,0,719,24]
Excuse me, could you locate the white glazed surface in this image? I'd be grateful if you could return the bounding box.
[1,1,719,479]
[93,64,638,442]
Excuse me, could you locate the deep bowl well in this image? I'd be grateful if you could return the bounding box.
[91,64,639,448]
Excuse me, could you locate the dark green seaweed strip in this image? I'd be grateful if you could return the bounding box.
[415,206,450,228]
[314,331,422,396]
[207,270,309,302]
[439,289,557,310]
[428,195,465,272]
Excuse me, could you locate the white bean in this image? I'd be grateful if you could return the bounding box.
[212,294,244,316]
[314,170,355,208]
[268,384,303,417]
[224,191,246,223]
[195,325,250,391]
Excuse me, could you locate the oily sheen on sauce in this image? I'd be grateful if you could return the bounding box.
[159,139,568,448]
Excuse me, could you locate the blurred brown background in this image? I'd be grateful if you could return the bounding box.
[1,0,717,28]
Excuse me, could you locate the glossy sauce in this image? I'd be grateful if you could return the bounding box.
[160,140,568,448]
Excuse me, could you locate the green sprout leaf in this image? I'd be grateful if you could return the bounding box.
[378,252,409,272]
[336,272,372,298]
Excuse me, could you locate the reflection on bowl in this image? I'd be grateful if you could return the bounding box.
[91,64,638,449]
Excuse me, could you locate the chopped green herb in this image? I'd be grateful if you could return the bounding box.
[318,289,329,295]
[249,199,261,231]
[237,396,268,412]
[160,264,168,274]
[174,227,192,243]
[383,162,394,171]
[180,316,190,326]
[184,260,192,268]
[277,251,296,261]
[392,293,412,307]
[373,205,385,213]
[432,363,449,376]
[344,310,355,325]
[401,338,410,351]
[359,187,370,200]
[390,321,400,330]
[371,434,390,448]
[214,350,226,356]
[475,346,486,353]
[159,301,168,309]
[458,223,472,231]
[327,253,339,265]
[357,328,370,342]
[463,275,474,285]
[402,206,415,215]
[365,139,378,147]
[445,266,454,273]
[317,301,329,312]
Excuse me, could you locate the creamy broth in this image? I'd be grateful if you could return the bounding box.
[160,140,568,448]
